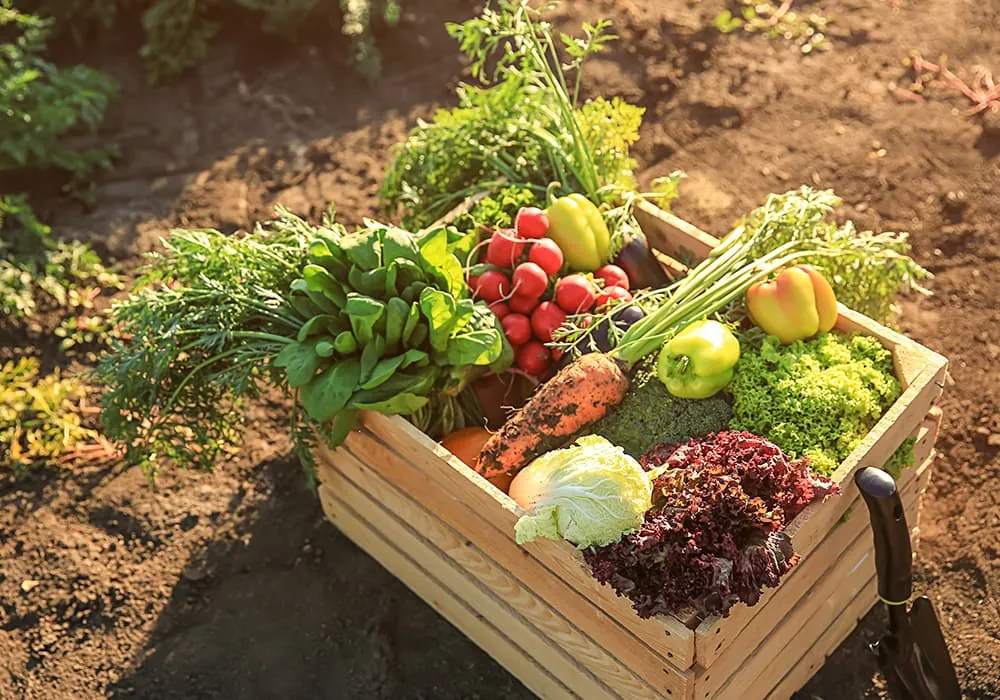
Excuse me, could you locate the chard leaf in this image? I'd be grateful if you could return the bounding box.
[300,358,362,423]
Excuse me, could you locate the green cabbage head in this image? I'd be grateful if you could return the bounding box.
[509,435,656,549]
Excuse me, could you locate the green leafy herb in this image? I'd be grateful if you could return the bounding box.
[744,187,932,323]
[94,209,314,476]
[379,0,644,229]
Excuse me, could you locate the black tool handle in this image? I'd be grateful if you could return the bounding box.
[855,467,913,604]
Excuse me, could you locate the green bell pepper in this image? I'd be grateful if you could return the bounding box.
[656,319,740,399]
[545,194,611,272]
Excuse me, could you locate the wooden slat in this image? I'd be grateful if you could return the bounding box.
[321,447,664,700]
[692,409,940,664]
[694,454,930,699]
[316,486,578,700]
[634,199,720,262]
[329,427,696,697]
[753,574,880,700]
[363,411,698,669]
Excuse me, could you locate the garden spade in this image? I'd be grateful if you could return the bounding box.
[855,466,962,700]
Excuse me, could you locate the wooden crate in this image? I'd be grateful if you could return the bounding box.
[314,200,948,700]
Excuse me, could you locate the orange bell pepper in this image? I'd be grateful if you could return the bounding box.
[746,265,838,344]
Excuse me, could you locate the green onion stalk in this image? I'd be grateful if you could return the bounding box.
[553,221,852,369]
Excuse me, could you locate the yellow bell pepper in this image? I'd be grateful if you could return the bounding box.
[545,194,611,272]
[746,265,838,344]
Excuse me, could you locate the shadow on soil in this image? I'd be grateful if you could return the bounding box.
[104,453,529,700]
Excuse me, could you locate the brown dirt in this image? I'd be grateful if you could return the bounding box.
[2,0,999,698]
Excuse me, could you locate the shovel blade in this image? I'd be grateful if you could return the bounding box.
[908,596,962,700]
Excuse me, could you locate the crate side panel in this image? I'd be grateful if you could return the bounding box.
[316,485,578,700]
[321,448,672,700]
[330,428,697,688]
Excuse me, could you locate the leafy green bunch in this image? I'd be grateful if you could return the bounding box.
[274,220,512,443]
[380,0,644,229]
[743,187,932,323]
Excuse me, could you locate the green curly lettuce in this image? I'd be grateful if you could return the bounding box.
[729,333,904,476]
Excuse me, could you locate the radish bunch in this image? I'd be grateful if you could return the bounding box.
[467,207,635,379]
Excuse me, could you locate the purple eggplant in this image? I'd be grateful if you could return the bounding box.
[614,232,670,289]
[556,304,647,369]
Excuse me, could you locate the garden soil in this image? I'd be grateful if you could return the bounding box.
[2,0,999,698]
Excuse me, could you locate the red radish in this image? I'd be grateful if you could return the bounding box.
[502,313,532,345]
[596,286,632,309]
[516,341,552,376]
[595,264,630,291]
[486,229,526,268]
[509,293,541,315]
[476,270,511,303]
[512,262,548,300]
[468,275,481,297]
[551,348,565,362]
[528,238,564,276]
[555,274,597,313]
[531,302,567,343]
[515,207,550,239]
[489,301,510,319]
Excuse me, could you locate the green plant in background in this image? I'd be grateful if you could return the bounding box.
[743,187,932,324]
[0,2,118,180]
[0,2,121,321]
[714,1,830,55]
[380,0,645,230]
[1,357,99,476]
[41,0,402,84]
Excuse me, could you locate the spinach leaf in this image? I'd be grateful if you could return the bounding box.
[341,229,381,270]
[350,393,429,414]
[419,288,458,352]
[345,293,385,346]
[274,340,322,389]
[300,358,362,423]
[381,226,422,265]
[417,227,465,297]
[446,329,504,366]
[359,354,408,390]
